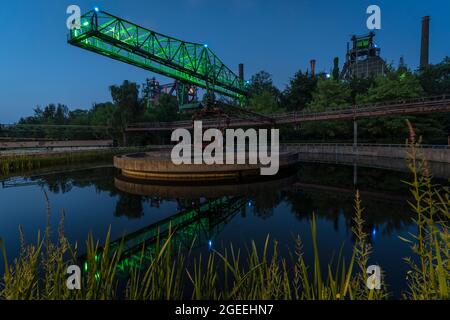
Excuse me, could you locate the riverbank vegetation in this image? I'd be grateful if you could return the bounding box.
[0,129,448,300]
[272,57,449,144]
[0,147,149,177]
[12,58,450,145]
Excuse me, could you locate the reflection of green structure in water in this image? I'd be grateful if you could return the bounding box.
[109,196,246,274]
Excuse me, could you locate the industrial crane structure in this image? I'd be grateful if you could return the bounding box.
[68,9,249,111]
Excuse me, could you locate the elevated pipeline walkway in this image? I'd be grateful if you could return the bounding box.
[127,95,450,131]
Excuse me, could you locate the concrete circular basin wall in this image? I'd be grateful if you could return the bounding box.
[114,151,298,181]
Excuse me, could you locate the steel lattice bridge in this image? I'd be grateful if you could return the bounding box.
[63,9,450,135]
[127,95,450,132]
[68,9,247,102]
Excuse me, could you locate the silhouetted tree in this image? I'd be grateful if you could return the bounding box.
[282,70,317,111]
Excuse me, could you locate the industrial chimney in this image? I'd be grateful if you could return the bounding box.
[238,63,244,81]
[310,59,316,77]
[420,16,430,68]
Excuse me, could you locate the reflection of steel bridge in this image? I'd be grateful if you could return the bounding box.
[127,95,450,131]
[95,196,246,274]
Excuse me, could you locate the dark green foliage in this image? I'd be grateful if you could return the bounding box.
[356,72,424,104]
[332,57,340,81]
[110,80,144,143]
[348,77,375,104]
[418,57,450,96]
[282,70,317,111]
[248,71,280,99]
[296,79,352,140]
[308,79,352,110]
[247,71,282,115]
[249,91,282,115]
[143,93,180,122]
[110,80,143,121]
[355,71,443,143]
[279,57,449,143]
[20,104,69,125]
[14,57,450,145]
[90,102,116,126]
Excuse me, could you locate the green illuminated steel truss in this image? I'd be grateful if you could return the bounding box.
[68,10,248,100]
[111,197,243,274]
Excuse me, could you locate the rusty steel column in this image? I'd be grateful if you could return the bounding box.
[420,16,430,68]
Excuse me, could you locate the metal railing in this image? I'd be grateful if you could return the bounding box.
[271,94,450,120]
[128,95,450,130]
[282,143,450,150]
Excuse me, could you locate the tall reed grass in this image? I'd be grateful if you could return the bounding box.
[399,120,449,300]
[0,146,149,177]
[0,123,448,300]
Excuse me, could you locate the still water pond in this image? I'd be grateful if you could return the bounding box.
[0,162,444,297]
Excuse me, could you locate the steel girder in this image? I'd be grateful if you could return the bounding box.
[68,10,248,101]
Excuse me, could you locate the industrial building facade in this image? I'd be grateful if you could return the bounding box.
[341,32,388,79]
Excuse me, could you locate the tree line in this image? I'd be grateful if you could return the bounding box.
[18,57,450,144]
[247,57,450,144]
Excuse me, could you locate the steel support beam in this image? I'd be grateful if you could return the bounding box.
[353,120,358,151]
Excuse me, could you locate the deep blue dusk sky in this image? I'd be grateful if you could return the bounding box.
[1,0,449,122]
